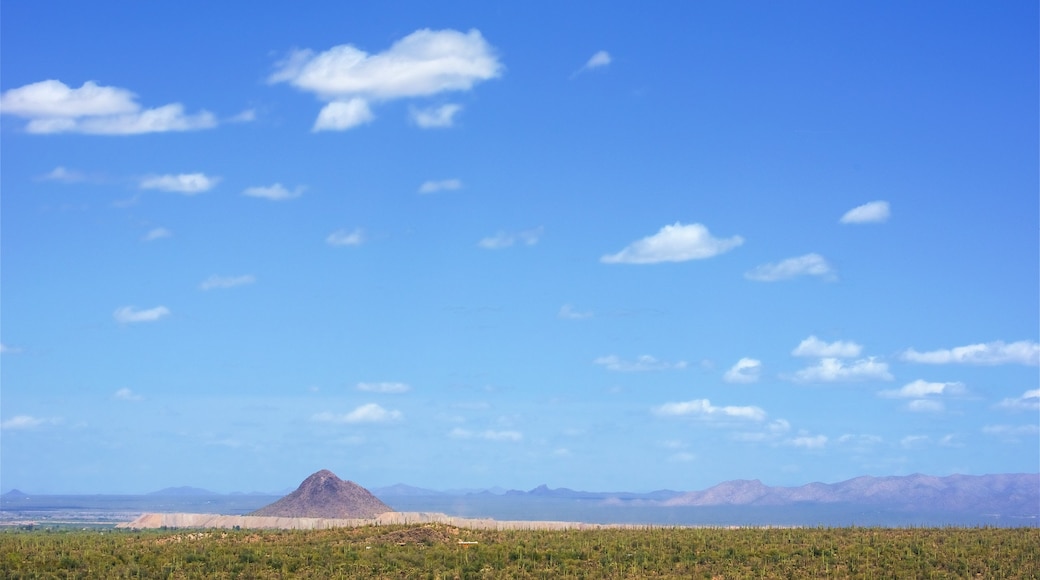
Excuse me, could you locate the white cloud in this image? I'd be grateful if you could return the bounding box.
[41,166,87,182]
[448,428,522,441]
[745,253,835,282]
[313,98,374,131]
[142,227,171,242]
[1,415,60,430]
[242,183,304,201]
[902,341,1040,366]
[668,452,696,462]
[113,305,170,324]
[314,403,402,424]
[418,178,462,194]
[0,80,217,135]
[199,274,256,290]
[601,222,743,264]
[879,379,966,399]
[792,357,893,383]
[900,435,929,448]
[584,50,612,69]
[139,173,219,194]
[840,200,890,224]
[410,103,462,128]
[229,109,256,123]
[594,354,687,372]
[356,382,411,394]
[723,358,762,384]
[478,227,543,249]
[269,29,501,130]
[995,389,1040,412]
[558,304,592,320]
[327,228,365,246]
[1,343,23,354]
[114,388,143,401]
[654,398,766,421]
[982,424,1040,440]
[788,434,828,449]
[906,399,945,413]
[792,336,862,358]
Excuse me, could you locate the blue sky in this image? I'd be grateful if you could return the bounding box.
[2,1,1037,494]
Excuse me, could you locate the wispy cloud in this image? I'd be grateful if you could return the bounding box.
[1,343,23,355]
[478,227,543,249]
[313,403,402,424]
[745,253,835,282]
[0,80,216,135]
[142,227,172,242]
[139,173,219,194]
[594,354,687,372]
[654,399,766,421]
[114,388,143,401]
[558,304,592,320]
[981,424,1040,441]
[199,274,256,290]
[327,228,365,247]
[418,178,462,194]
[840,200,890,224]
[356,382,411,394]
[792,357,892,383]
[40,166,88,183]
[243,183,304,201]
[906,399,945,413]
[995,389,1040,412]
[879,379,966,399]
[113,305,170,324]
[448,428,522,441]
[601,222,743,264]
[1,415,60,430]
[268,29,501,131]
[902,341,1039,366]
[723,358,762,384]
[787,434,828,449]
[410,104,462,128]
[792,336,862,358]
[572,50,612,77]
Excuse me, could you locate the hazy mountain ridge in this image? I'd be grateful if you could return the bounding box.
[663,473,1039,514]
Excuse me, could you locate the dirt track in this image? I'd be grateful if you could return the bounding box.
[118,511,650,531]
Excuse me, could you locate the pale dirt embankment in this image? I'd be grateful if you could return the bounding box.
[118,511,652,531]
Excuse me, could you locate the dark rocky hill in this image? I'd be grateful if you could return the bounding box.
[250,469,393,519]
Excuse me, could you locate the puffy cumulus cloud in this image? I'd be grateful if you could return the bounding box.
[840,200,890,224]
[356,382,411,394]
[745,253,835,282]
[558,304,593,320]
[792,336,862,358]
[902,341,1040,366]
[654,399,766,421]
[418,178,462,194]
[114,388,143,401]
[1,415,59,430]
[601,222,743,264]
[792,357,893,383]
[723,358,762,384]
[314,403,402,424]
[448,427,522,441]
[410,103,462,128]
[139,173,219,194]
[995,389,1040,412]
[313,98,374,131]
[269,29,501,131]
[199,274,256,290]
[0,80,216,135]
[879,379,966,399]
[113,305,170,324]
[243,183,304,201]
[326,228,365,247]
[594,354,687,372]
[142,227,172,242]
[478,227,543,249]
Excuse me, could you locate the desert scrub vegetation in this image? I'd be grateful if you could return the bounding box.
[1,524,1037,578]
